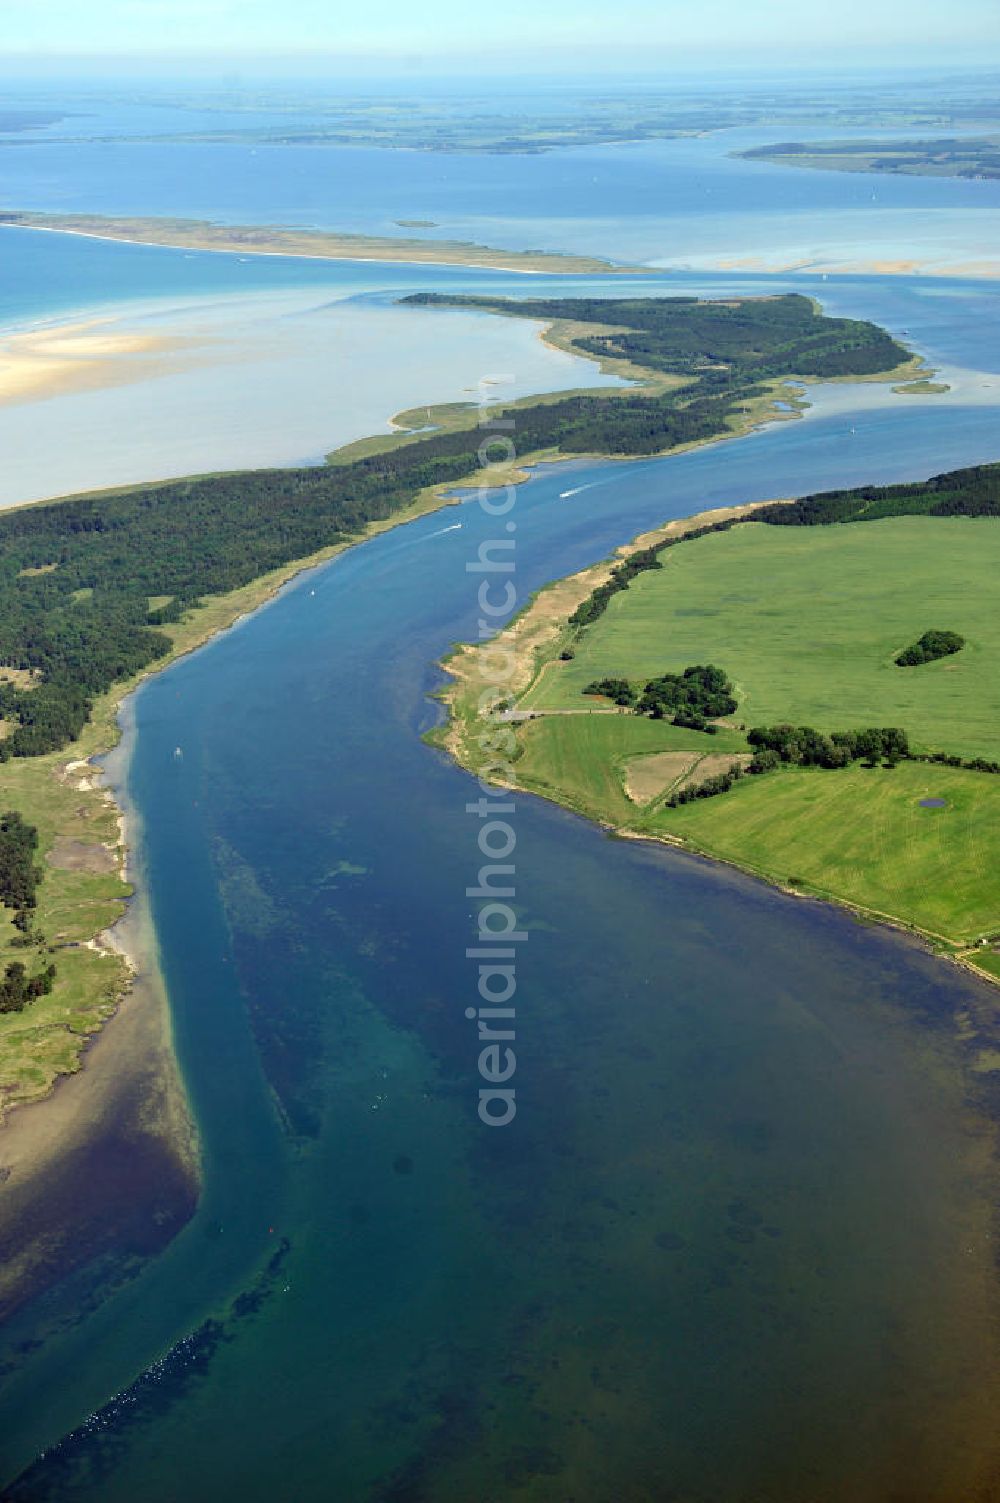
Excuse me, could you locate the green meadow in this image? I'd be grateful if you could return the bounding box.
[505,513,1000,957]
[0,753,132,1113]
[648,760,1000,943]
[514,716,1000,942]
[523,515,1000,759]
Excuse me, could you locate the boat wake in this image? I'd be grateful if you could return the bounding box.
[558,474,623,499]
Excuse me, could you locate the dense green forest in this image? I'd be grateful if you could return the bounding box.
[0,293,913,761]
[405,293,908,457]
[405,292,908,382]
[754,465,1000,525]
[0,810,41,912]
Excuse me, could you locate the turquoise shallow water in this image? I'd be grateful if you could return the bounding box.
[0,248,633,506]
[3,219,1000,505]
[3,398,1000,1498]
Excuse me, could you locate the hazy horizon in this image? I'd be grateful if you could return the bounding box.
[1,0,998,76]
[4,60,1000,87]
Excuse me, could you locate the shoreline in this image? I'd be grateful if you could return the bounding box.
[672,252,1000,280]
[0,509,441,1320]
[1,308,923,1120]
[0,692,200,1321]
[0,303,926,1315]
[0,472,471,1131]
[12,218,1000,285]
[0,418,784,1127]
[433,498,1000,987]
[0,215,635,277]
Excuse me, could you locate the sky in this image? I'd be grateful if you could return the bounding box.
[1,0,998,72]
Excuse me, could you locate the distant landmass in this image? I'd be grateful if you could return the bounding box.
[0,211,627,275]
[0,111,68,134]
[739,136,1000,180]
[15,79,1000,156]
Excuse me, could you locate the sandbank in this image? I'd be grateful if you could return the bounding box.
[0,317,192,406]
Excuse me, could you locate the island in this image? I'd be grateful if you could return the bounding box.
[738,136,1000,180]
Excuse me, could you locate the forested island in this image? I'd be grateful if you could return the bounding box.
[739,137,1000,179]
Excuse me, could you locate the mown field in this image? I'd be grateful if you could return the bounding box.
[523,516,1000,759]
[514,717,1000,941]
[649,761,1000,943]
[506,513,1000,958]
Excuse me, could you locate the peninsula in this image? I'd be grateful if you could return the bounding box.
[0,291,914,1123]
[438,463,1000,979]
[0,212,630,274]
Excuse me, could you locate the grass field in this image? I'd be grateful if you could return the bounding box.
[455,511,1000,966]
[512,710,1000,944]
[0,754,132,1114]
[523,516,1000,759]
[650,760,1000,943]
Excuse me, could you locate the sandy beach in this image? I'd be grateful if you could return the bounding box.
[0,317,193,406]
[708,252,1000,278]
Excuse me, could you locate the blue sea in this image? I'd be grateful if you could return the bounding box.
[2,85,1000,1500]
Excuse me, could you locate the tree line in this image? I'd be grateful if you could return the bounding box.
[0,293,918,763]
[666,724,912,808]
[0,811,55,1010]
[0,810,41,913]
[566,462,1000,636]
[746,724,910,768]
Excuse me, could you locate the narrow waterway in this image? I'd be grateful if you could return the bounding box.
[3,376,1000,1497]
